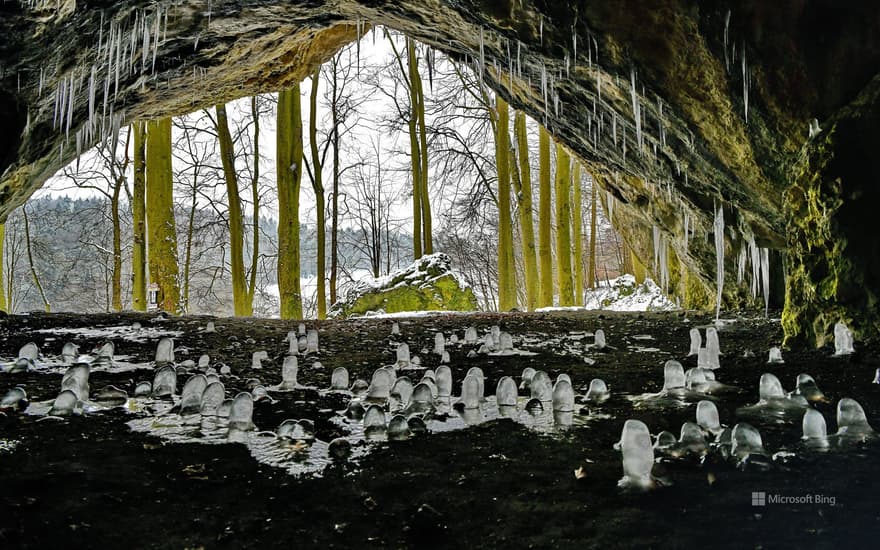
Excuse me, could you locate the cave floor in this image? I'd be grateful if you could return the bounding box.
[1,310,879,549]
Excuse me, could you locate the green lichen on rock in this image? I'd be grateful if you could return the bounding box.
[329,253,478,318]
[782,76,880,346]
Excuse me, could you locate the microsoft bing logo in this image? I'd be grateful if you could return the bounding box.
[752,492,766,506]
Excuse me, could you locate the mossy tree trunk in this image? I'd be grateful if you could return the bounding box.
[0,223,6,312]
[277,86,304,319]
[22,206,49,312]
[537,125,553,306]
[555,143,574,306]
[131,121,147,311]
[145,117,180,313]
[588,176,598,288]
[411,41,432,255]
[572,162,584,306]
[309,69,327,319]
[405,38,423,259]
[494,96,517,311]
[513,112,538,311]
[215,103,252,316]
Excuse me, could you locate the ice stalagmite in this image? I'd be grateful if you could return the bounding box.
[662,361,686,391]
[391,377,414,405]
[278,356,298,390]
[552,379,575,412]
[61,343,78,364]
[391,322,400,336]
[367,369,393,401]
[586,378,610,403]
[767,347,784,364]
[757,373,786,402]
[180,375,208,417]
[61,364,90,401]
[155,338,175,364]
[464,327,478,344]
[688,328,701,356]
[405,383,435,414]
[0,387,27,412]
[396,343,411,367]
[593,329,607,350]
[495,376,518,406]
[18,342,39,362]
[433,333,445,355]
[435,366,452,398]
[459,375,482,409]
[152,365,177,398]
[730,423,765,459]
[696,400,722,434]
[466,367,485,398]
[364,404,387,436]
[833,322,855,356]
[802,409,828,441]
[388,415,412,441]
[49,390,80,416]
[617,420,654,489]
[306,330,319,354]
[705,327,721,369]
[529,371,553,402]
[793,373,825,402]
[678,422,707,455]
[228,392,256,433]
[836,398,873,436]
[713,203,724,320]
[331,367,349,391]
[200,382,225,416]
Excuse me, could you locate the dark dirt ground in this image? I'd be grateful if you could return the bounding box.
[0,310,879,549]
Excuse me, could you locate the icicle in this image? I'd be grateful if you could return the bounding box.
[723,10,731,72]
[356,17,361,77]
[760,248,770,316]
[572,27,577,64]
[88,65,96,131]
[713,202,725,320]
[479,27,485,84]
[749,235,760,299]
[539,15,543,46]
[742,44,749,123]
[630,68,642,154]
[38,67,44,97]
[737,244,747,285]
[683,210,690,251]
[152,8,161,74]
[142,11,151,73]
[653,225,661,273]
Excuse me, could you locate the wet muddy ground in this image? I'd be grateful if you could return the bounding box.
[1,310,879,549]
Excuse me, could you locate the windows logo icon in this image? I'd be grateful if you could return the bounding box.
[752,492,766,506]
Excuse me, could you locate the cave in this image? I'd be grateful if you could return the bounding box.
[1,1,879,547]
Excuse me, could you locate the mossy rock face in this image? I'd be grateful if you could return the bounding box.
[782,77,880,347]
[329,254,478,318]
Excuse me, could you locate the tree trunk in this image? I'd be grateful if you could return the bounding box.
[309,69,327,319]
[572,162,584,306]
[495,96,517,311]
[216,103,250,316]
[410,41,432,255]
[588,176,598,288]
[110,181,122,311]
[514,112,538,311]
[406,38,423,259]
[248,96,260,310]
[131,121,147,311]
[145,117,180,313]
[276,86,304,319]
[537,125,553,306]
[554,143,574,306]
[0,223,6,312]
[22,206,50,312]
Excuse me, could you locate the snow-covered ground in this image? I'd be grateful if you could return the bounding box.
[538,274,677,313]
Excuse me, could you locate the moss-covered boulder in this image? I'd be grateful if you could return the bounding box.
[329,254,478,318]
